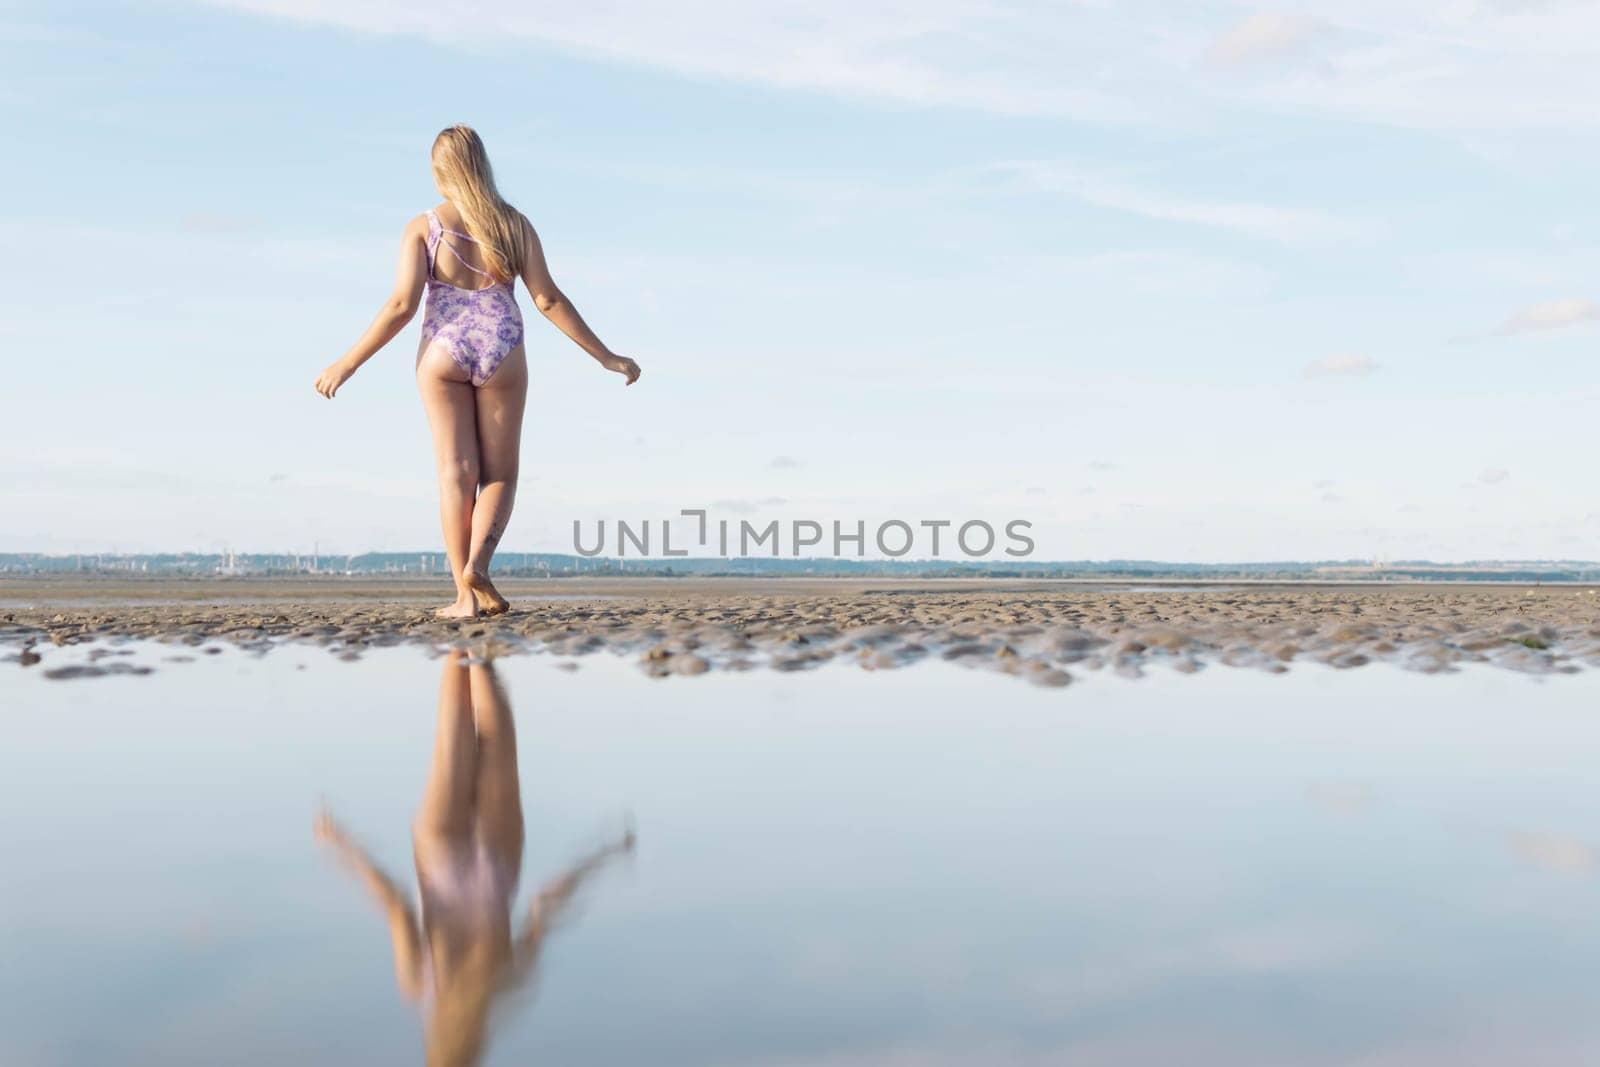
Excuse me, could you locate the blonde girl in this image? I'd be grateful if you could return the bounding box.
[316,125,640,618]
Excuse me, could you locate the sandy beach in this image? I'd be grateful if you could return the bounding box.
[5,577,1598,682]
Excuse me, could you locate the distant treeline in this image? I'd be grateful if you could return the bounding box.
[3,552,1599,583]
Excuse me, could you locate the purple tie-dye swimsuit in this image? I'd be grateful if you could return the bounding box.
[420,209,524,386]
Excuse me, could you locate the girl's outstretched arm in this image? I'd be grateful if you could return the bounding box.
[315,217,430,398]
[508,825,636,985]
[518,215,641,386]
[314,809,426,1001]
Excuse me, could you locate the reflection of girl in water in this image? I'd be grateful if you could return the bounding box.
[316,650,633,1067]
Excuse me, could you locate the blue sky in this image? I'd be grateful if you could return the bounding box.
[2,1,1597,561]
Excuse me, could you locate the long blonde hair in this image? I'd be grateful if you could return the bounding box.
[430,125,524,283]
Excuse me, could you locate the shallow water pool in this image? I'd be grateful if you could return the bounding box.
[4,647,1600,1065]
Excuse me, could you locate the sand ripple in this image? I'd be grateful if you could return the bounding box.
[5,585,1599,684]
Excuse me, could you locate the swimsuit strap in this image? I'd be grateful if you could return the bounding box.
[424,210,442,279]
[426,209,494,280]
[440,238,494,279]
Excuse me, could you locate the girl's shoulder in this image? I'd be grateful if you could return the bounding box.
[430,202,468,228]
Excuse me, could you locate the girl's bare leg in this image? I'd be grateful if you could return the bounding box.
[463,346,527,616]
[469,660,525,878]
[415,652,479,840]
[417,345,481,618]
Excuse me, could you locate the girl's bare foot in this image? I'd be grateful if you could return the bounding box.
[463,569,510,616]
[434,595,478,619]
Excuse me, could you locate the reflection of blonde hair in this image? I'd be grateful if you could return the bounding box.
[431,125,524,283]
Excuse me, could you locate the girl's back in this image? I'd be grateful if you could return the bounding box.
[427,203,504,292]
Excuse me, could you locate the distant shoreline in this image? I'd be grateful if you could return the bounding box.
[4,573,1600,608]
[5,552,1598,587]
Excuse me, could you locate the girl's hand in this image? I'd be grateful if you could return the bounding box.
[314,808,346,845]
[315,360,355,399]
[601,353,641,386]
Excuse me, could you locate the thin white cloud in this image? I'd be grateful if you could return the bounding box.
[1494,297,1600,335]
[988,161,1361,244]
[1206,12,1323,66]
[1304,353,1378,378]
[189,1,1600,134]
[769,455,801,470]
[1479,467,1511,484]
[193,0,1144,122]
[1085,184,1356,244]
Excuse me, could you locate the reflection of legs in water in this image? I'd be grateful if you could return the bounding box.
[414,652,480,845]
[412,651,526,950]
[412,653,524,894]
[468,660,525,879]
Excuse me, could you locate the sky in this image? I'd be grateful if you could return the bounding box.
[2,0,1597,562]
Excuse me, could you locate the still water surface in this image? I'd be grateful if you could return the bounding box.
[3,647,1600,1065]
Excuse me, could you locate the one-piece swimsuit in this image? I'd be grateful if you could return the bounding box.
[419,209,524,386]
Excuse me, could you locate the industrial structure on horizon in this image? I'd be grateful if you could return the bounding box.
[2,553,1598,583]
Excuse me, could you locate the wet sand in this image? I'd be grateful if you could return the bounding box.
[4,577,1598,682]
